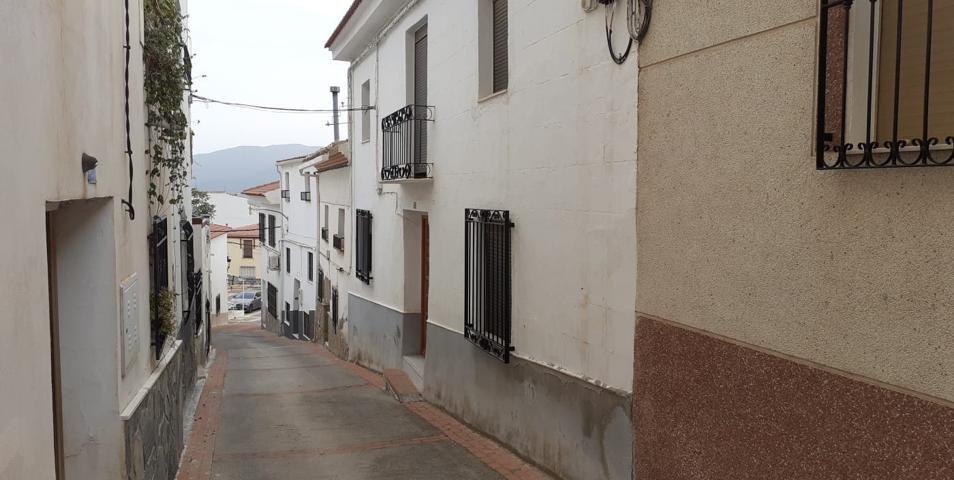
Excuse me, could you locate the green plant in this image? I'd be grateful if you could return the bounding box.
[192,188,216,218]
[144,0,191,208]
[151,288,178,337]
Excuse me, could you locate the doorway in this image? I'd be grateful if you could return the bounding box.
[420,216,429,355]
[46,199,122,479]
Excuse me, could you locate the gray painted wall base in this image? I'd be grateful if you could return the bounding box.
[423,323,633,480]
[348,293,421,372]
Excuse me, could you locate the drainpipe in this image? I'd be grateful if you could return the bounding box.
[330,86,341,142]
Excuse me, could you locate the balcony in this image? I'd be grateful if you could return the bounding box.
[381,104,434,181]
[300,191,311,202]
[321,226,329,242]
[332,234,344,251]
[281,189,290,200]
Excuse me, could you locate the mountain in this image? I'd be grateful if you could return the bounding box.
[193,144,319,193]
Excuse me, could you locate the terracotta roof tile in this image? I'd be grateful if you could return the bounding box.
[241,180,280,196]
[227,223,261,239]
[312,151,350,174]
[210,224,231,239]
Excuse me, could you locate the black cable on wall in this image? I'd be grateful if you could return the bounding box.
[122,0,136,220]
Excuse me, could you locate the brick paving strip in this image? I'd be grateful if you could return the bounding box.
[176,325,550,480]
[176,350,228,480]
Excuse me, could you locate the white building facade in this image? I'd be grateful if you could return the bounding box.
[327,2,637,479]
[277,155,321,340]
[242,181,285,334]
[1,0,204,479]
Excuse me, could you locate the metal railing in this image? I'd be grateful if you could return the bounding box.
[333,234,344,251]
[300,191,311,201]
[817,0,954,169]
[321,227,329,242]
[356,210,373,283]
[281,189,291,200]
[464,209,514,363]
[381,104,434,180]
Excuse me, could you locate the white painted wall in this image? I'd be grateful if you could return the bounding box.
[208,192,255,228]
[334,0,637,391]
[1,0,193,477]
[317,165,353,321]
[279,159,319,318]
[210,234,229,315]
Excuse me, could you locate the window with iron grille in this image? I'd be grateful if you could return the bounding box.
[317,268,325,303]
[464,209,514,363]
[242,239,254,258]
[258,213,265,243]
[492,0,508,93]
[331,287,339,331]
[150,217,169,360]
[286,248,291,273]
[268,215,276,247]
[356,209,372,283]
[307,252,314,282]
[267,282,278,319]
[817,0,954,169]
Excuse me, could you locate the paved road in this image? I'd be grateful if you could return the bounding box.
[178,323,543,480]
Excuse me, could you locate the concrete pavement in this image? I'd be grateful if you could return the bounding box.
[177,323,549,480]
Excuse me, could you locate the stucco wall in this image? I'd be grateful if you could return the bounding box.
[226,237,261,279]
[208,192,255,228]
[1,0,193,477]
[209,235,229,314]
[343,0,637,392]
[636,1,954,402]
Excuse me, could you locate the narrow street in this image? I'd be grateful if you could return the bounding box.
[176,323,548,480]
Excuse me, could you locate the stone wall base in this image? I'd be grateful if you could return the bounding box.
[423,323,633,480]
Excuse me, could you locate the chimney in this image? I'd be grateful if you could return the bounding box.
[330,86,341,142]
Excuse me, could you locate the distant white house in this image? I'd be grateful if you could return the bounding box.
[241,180,283,333]
[208,191,256,227]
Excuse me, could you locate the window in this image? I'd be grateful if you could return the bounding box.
[317,268,325,303]
[286,248,291,273]
[267,282,278,318]
[492,0,508,93]
[356,210,372,283]
[258,213,265,243]
[322,205,329,241]
[479,0,508,97]
[301,175,312,201]
[333,208,345,251]
[464,209,514,363]
[307,252,314,282]
[282,172,291,200]
[817,0,954,169]
[361,80,371,142]
[331,287,339,331]
[239,266,255,279]
[242,239,254,258]
[268,215,276,247]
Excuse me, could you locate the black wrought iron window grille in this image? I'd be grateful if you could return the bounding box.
[817,0,954,169]
[281,189,291,200]
[307,252,314,281]
[321,226,329,242]
[464,209,514,363]
[331,287,339,332]
[258,213,266,243]
[268,215,276,247]
[150,217,169,359]
[355,209,373,284]
[317,269,325,303]
[267,282,278,319]
[381,104,435,181]
[300,191,311,202]
[333,234,345,251]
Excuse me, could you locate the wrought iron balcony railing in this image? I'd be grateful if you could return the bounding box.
[281,189,291,200]
[321,226,329,242]
[817,0,954,169]
[300,191,311,201]
[332,234,344,251]
[381,104,434,181]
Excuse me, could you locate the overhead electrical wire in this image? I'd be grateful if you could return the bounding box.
[192,94,373,114]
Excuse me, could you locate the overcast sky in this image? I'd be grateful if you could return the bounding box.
[189,0,352,154]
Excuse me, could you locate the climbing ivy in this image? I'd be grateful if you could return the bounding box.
[143,0,190,208]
